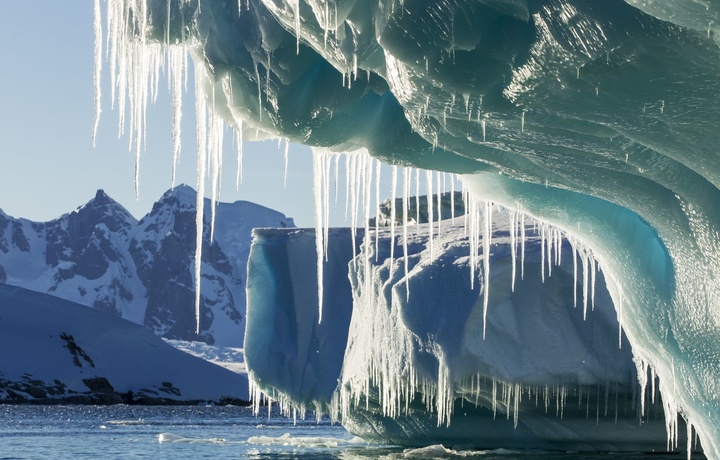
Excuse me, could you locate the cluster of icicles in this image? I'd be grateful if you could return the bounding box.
[311,148,605,338]
[94,0,688,452]
[255,149,652,432]
[97,0,267,334]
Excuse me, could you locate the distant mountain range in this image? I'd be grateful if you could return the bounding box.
[0,185,294,347]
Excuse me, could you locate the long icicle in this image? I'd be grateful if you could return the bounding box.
[482,201,492,339]
[194,69,207,336]
[313,149,328,323]
[364,155,373,295]
[92,0,103,146]
[170,46,186,187]
[403,167,410,300]
[374,159,381,261]
[390,166,398,273]
[426,170,434,260]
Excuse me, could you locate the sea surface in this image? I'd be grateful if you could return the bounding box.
[0,405,704,459]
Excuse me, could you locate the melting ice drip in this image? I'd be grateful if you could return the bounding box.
[93,1,706,455]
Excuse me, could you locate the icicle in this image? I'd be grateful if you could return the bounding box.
[482,202,492,339]
[294,0,301,54]
[520,212,526,280]
[415,168,420,232]
[450,176,456,224]
[572,242,578,308]
[464,186,471,238]
[582,251,589,320]
[323,1,329,49]
[255,62,262,120]
[194,71,207,336]
[426,170,434,260]
[349,153,360,264]
[350,153,360,235]
[618,291,625,349]
[546,225,553,278]
[651,366,657,405]
[540,224,546,283]
[436,171,442,233]
[92,0,103,147]
[208,109,224,242]
[312,149,328,323]
[364,155,373,294]
[170,47,186,187]
[390,166,398,269]
[492,378,498,419]
[266,52,272,101]
[374,160,381,261]
[591,257,597,311]
[323,153,331,259]
[636,358,649,417]
[513,383,521,429]
[510,210,517,292]
[403,167,410,301]
[344,154,351,221]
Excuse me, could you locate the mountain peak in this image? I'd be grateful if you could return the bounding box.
[168,184,197,202]
[75,189,119,212]
[95,189,109,200]
[151,184,197,215]
[65,188,137,232]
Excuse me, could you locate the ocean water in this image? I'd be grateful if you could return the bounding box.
[0,405,703,459]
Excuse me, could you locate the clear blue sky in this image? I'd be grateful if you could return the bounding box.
[0,1,325,227]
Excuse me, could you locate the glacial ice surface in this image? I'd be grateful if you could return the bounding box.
[97,0,720,455]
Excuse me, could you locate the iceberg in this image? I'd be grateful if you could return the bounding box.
[95,0,720,455]
[246,213,677,451]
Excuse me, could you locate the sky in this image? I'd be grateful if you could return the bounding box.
[0,2,327,228]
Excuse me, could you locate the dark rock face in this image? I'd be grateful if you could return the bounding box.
[0,212,9,254]
[129,188,237,343]
[0,185,293,346]
[11,222,30,252]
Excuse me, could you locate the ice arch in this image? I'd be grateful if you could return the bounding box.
[97,0,720,456]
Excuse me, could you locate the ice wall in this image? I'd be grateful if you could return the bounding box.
[244,227,360,411]
[98,0,720,455]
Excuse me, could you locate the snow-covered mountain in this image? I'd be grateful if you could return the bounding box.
[0,185,293,347]
[0,284,248,404]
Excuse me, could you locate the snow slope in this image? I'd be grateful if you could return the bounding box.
[0,284,248,403]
